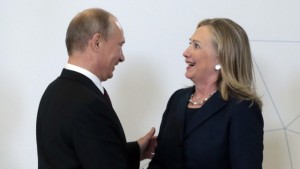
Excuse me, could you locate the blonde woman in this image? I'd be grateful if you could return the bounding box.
[148,18,263,169]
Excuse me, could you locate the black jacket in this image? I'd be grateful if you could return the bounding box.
[148,87,263,169]
[36,69,140,169]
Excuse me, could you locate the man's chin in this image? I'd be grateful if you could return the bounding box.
[106,74,113,81]
[100,74,113,82]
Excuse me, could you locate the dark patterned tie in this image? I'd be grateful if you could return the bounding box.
[103,88,112,107]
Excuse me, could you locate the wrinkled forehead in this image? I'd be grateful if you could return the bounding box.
[110,16,123,32]
[114,20,122,31]
[108,17,125,42]
[112,20,124,38]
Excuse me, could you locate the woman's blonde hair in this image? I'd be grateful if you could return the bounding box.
[197,18,262,109]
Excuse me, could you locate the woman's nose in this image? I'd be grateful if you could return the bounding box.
[183,47,190,58]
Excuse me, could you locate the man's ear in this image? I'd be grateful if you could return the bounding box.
[92,33,103,51]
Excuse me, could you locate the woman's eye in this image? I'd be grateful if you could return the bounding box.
[194,43,200,48]
[188,41,200,48]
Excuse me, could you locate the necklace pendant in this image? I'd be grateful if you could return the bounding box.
[188,90,217,106]
[188,99,200,105]
[191,101,198,105]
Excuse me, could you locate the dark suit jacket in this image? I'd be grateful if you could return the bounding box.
[148,87,263,169]
[36,69,140,169]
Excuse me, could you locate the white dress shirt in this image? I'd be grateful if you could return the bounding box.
[64,63,104,94]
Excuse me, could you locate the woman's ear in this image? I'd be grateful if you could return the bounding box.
[215,64,221,70]
[214,58,221,71]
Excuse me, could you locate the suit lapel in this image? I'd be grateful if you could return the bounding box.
[60,69,112,107]
[184,91,227,139]
[60,69,127,141]
[175,87,194,142]
[60,69,102,96]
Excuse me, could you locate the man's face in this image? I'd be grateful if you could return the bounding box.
[97,20,125,81]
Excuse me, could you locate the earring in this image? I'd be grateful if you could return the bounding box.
[215,64,221,70]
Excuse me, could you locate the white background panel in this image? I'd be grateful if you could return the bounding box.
[287,131,300,169]
[253,61,284,131]
[288,117,300,133]
[264,131,292,169]
[0,0,299,169]
[252,42,300,127]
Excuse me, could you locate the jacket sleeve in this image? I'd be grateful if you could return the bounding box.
[127,141,140,169]
[148,90,180,169]
[229,101,264,169]
[69,99,140,169]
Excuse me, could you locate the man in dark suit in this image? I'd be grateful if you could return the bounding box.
[36,8,156,169]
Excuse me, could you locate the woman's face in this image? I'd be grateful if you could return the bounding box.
[183,26,219,84]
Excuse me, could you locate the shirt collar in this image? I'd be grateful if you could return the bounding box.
[64,63,104,94]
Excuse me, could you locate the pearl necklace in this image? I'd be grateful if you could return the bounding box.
[188,90,216,106]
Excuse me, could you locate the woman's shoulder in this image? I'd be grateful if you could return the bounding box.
[174,86,194,95]
[167,86,194,102]
[226,96,261,115]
